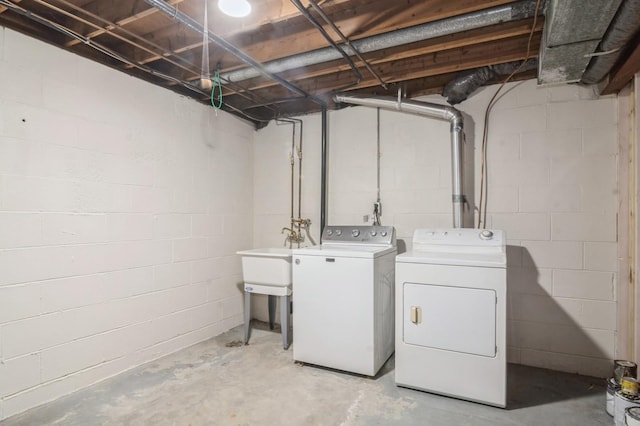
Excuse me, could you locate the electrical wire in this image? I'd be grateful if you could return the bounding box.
[476,0,542,229]
[373,107,382,226]
[211,70,223,109]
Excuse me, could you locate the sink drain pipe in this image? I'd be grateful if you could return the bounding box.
[333,94,466,228]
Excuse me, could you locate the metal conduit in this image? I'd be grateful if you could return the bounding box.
[320,106,328,240]
[144,0,326,107]
[291,0,363,91]
[306,0,387,89]
[34,0,200,79]
[334,94,466,229]
[221,0,538,83]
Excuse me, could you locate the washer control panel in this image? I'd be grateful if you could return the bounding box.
[323,225,395,246]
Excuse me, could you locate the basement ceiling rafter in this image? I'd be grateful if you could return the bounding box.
[1,0,637,127]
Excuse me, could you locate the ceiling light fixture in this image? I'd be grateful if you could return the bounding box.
[218,0,251,18]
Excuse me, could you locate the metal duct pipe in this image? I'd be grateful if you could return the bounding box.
[221,0,538,83]
[581,0,640,85]
[333,94,466,229]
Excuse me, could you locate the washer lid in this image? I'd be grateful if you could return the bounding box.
[293,244,396,259]
[397,250,506,268]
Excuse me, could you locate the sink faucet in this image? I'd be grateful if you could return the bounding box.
[282,227,293,234]
[282,227,298,247]
[282,227,304,247]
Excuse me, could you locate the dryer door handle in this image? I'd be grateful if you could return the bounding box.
[410,306,422,324]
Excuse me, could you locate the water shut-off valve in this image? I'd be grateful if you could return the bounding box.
[373,201,382,226]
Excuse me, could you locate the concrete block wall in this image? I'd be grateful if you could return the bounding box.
[458,81,617,377]
[0,28,253,420]
[255,80,618,378]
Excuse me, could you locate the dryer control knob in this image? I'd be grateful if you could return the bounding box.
[326,229,333,236]
[370,230,377,236]
[351,229,360,237]
[335,229,342,236]
[480,230,494,240]
[381,231,387,237]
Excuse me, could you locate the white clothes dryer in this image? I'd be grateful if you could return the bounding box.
[395,228,507,407]
[292,225,396,376]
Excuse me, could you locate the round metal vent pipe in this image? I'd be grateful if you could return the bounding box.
[221,0,538,84]
[333,94,466,229]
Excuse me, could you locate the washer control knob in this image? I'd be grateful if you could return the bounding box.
[335,229,342,236]
[480,230,494,240]
[370,230,377,237]
[326,229,333,236]
[351,229,360,237]
[381,231,387,237]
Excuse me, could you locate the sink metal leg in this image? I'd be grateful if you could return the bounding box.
[244,290,251,344]
[281,294,290,350]
[268,295,276,330]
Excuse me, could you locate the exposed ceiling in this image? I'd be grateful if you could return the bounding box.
[1,0,639,128]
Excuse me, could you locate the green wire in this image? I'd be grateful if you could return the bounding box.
[211,70,223,109]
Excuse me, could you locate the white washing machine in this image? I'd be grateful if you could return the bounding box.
[395,228,507,407]
[292,225,396,376]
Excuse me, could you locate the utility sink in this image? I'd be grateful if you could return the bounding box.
[236,248,292,286]
[237,247,293,349]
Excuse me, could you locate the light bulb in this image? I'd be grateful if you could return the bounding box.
[218,0,251,18]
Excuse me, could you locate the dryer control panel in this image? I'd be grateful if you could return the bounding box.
[413,228,505,252]
[322,225,396,246]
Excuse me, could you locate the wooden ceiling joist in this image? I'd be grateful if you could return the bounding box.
[3,0,601,126]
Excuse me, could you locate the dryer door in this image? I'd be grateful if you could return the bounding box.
[403,283,496,357]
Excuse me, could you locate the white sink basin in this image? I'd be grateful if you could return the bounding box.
[236,248,292,286]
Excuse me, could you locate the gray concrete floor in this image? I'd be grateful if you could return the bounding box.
[2,323,612,426]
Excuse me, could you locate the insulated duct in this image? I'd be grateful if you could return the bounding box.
[538,0,624,84]
[443,59,538,105]
[221,0,538,83]
[581,0,640,85]
[333,94,466,229]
